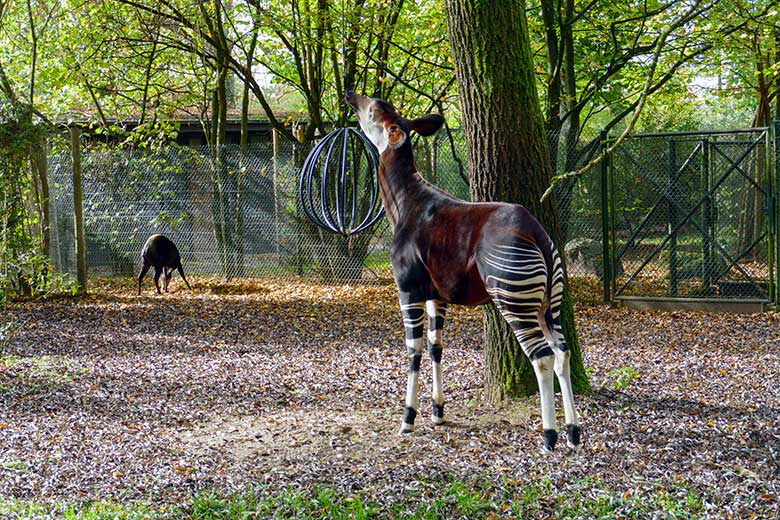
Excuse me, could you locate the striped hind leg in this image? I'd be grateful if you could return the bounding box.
[554,347,580,450]
[426,300,447,425]
[498,314,560,452]
[481,244,561,451]
[543,309,581,451]
[399,300,425,434]
[488,287,560,452]
[542,250,581,451]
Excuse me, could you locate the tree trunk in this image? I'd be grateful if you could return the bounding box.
[236,28,259,279]
[31,137,50,258]
[70,127,87,295]
[738,47,771,259]
[445,0,590,399]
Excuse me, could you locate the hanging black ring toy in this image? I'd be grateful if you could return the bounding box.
[299,127,384,235]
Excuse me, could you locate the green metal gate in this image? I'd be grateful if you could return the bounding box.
[606,125,778,309]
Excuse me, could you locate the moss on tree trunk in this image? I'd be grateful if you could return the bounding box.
[445,0,591,399]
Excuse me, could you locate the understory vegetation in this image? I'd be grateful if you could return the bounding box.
[0,477,708,519]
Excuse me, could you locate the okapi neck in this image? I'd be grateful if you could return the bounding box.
[378,146,422,231]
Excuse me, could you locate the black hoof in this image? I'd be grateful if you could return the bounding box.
[566,424,581,449]
[432,402,445,424]
[543,429,558,452]
[403,406,417,425]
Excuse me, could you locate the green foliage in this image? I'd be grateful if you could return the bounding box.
[1,0,776,142]
[605,366,641,390]
[0,102,43,151]
[0,479,709,519]
[190,487,378,519]
[0,101,64,301]
[0,499,158,519]
[2,248,79,300]
[635,82,703,133]
[527,0,779,145]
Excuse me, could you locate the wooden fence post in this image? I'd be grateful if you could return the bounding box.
[32,137,51,259]
[70,127,88,295]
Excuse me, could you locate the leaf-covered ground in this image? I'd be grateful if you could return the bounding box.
[1,279,779,518]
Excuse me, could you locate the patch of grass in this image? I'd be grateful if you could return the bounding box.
[400,480,495,519]
[0,498,48,518]
[0,499,158,520]
[0,354,87,393]
[0,478,709,519]
[190,487,377,519]
[506,477,555,517]
[0,460,30,472]
[362,251,392,274]
[604,365,641,390]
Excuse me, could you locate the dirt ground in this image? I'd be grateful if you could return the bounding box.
[1,279,779,517]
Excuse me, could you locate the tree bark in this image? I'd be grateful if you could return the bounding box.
[70,127,87,295]
[32,137,50,258]
[445,0,590,399]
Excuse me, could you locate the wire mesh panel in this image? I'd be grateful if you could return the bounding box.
[548,128,608,297]
[61,123,780,306]
[47,127,609,297]
[48,141,397,283]
[611,128,773,300]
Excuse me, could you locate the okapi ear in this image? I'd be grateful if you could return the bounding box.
[409,114,445,136]
[385,123,407,149]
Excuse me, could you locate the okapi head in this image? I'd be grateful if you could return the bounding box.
[344,90,444,155]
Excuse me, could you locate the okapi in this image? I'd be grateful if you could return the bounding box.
[137,234,192,295]
[345,91,581,452]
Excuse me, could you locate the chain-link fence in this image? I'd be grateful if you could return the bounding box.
[48,124,776,303]
[47,127,605,287]
[610,127,776,301]
[49,139,392,283]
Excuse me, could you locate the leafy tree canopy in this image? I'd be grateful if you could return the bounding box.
[1,0,776,140]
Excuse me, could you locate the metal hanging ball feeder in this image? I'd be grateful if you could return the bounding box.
[299,127,384,236]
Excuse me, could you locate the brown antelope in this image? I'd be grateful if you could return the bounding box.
[345,91,580,452]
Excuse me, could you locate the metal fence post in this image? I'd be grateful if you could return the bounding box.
[272,128,281,259]
[599,130,611,302]
[772,120,780,305]
[609,139,619,300]
[701,138,712,290]
[668,140,678,296]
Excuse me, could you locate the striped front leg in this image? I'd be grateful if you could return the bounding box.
[426,300,447,425]
[399,301,425,434]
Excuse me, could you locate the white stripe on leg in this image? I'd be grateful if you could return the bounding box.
[401,336,423,434]
[554,350,577,426]
[400,302,425,434]
[554,349,581,450]
[532,355,558,452]
[426,300,446,425]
